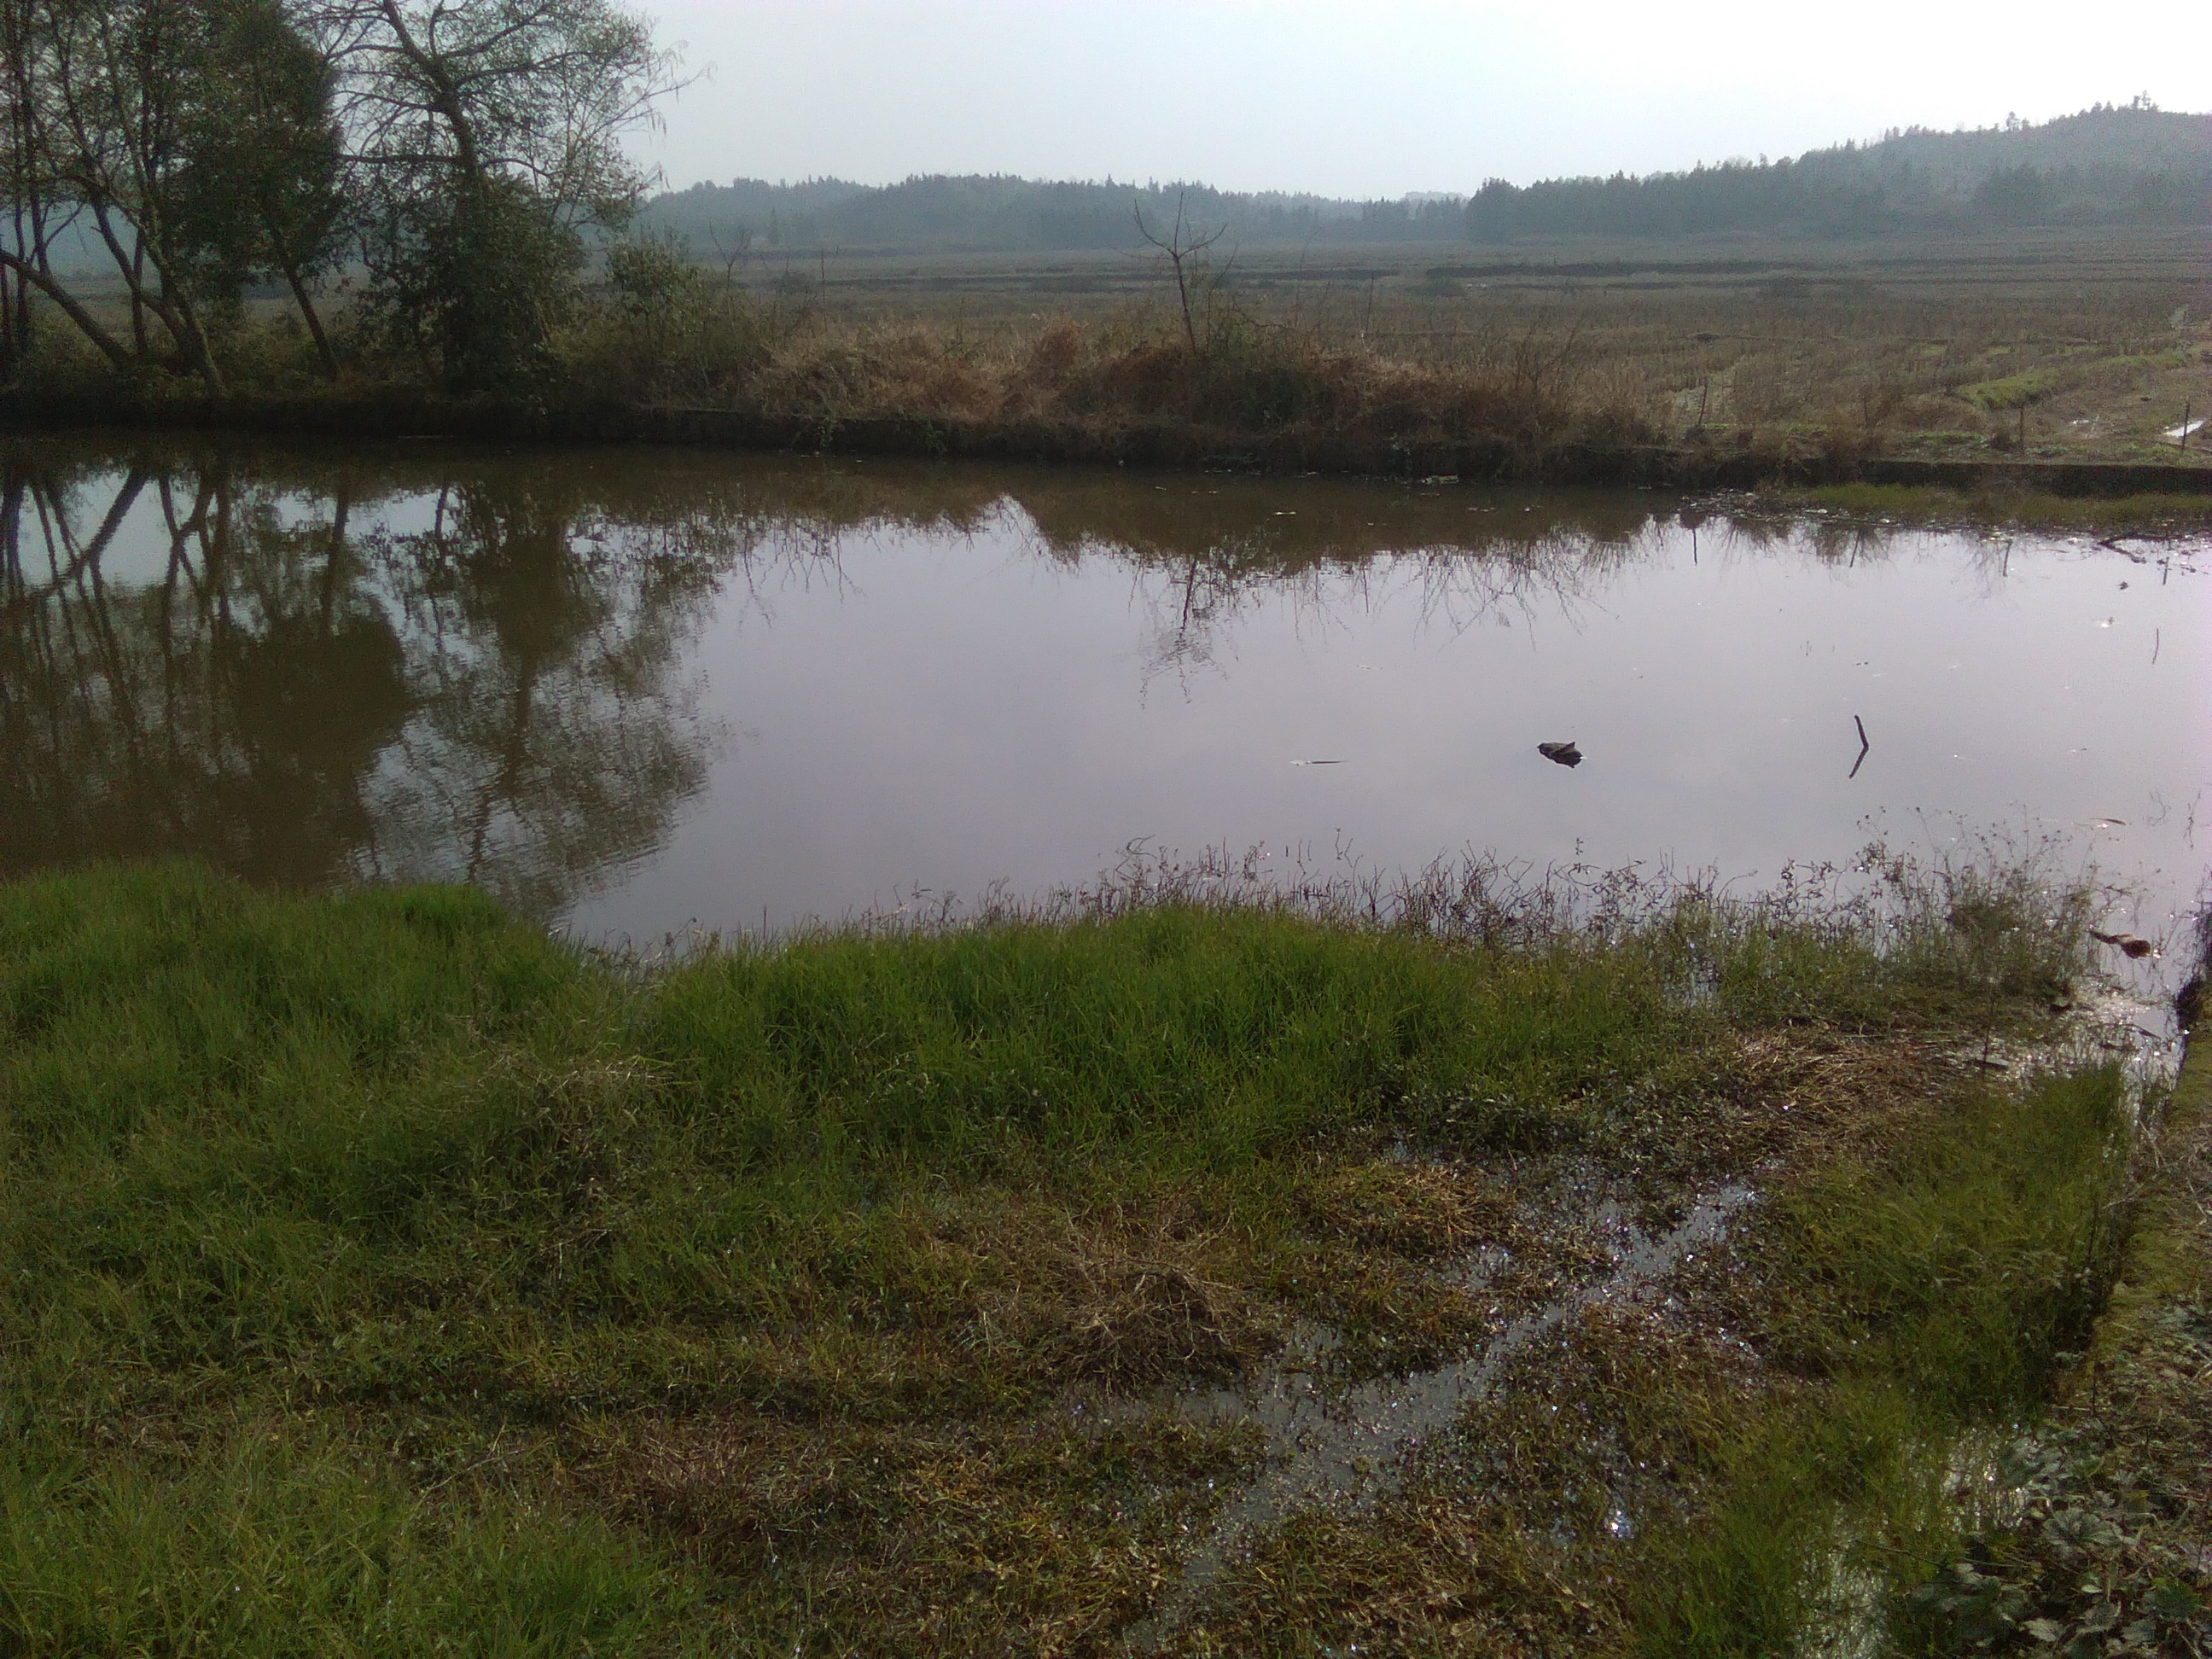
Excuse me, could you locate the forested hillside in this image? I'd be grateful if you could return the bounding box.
[1465,103,2212,239]
[641,103,2212,256]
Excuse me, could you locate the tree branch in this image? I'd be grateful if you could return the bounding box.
[0,248,135,373]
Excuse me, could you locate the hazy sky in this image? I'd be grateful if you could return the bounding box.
[637,2,2207,198]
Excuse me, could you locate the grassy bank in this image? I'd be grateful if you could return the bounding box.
[10,233,2210,489]
[0,860,2197,1655]
[1738,480,2212,533]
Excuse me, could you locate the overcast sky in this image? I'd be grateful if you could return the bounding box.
[635,2,2205,198]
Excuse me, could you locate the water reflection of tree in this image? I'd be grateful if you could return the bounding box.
[1004,500,1662,694]
[0,452,740,918]
[355,476,733,917]
[20,436,2062,921]
[1,460,412,888]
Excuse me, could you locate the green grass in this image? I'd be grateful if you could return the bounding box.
[1771,481,2212,532]
[0,863,1698,1654]
[1636,1066,2137,1658]
[1,1437,683,1659]
[1958,370,2064,411]
[0,859,2137,1655]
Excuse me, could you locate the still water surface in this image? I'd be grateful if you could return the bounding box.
[3,434,2204,946]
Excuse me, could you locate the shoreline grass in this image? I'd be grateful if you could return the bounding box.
[1742,480,2212,533]
[0,858,2195,1655]
[9,234,2210,492]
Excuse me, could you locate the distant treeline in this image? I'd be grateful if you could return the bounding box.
[642,177,1470,257]
[644,105,2212,257]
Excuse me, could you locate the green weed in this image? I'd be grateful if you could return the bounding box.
[1637,1066,2137,1657]
[0,857,2136,1655]
[1773,481,2212,532]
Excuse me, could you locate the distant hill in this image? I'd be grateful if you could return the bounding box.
[1464,103,2212,240]
[639,104,2211,258]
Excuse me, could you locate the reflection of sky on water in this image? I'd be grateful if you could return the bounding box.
[4,438,2204,966]
[573,507,2206,955]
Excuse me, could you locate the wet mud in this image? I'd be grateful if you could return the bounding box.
[1120,1174,1758,1645]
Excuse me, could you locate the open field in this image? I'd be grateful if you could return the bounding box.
[717,230,2212,465]
[638,230,2212,460]
[15,230,2210,486]
[2,856,2203,1656]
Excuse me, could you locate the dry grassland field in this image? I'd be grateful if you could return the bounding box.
[667,229,2212,467]
[22,230,2211,482]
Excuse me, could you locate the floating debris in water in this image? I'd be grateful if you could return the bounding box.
[1537,741,1583,768]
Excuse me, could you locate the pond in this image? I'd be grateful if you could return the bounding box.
[3,432,2203,952]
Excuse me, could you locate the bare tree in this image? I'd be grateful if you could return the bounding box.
[706,220,752,286]
[1134,189,1226,354]
[0,0,151,375]
[31,2,231,384]
[0,0,56,368]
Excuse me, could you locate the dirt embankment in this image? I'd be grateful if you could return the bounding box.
[8,383,2212,498]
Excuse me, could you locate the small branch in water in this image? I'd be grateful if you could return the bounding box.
[1849,715,1871,780]
[2090,928,2156,960]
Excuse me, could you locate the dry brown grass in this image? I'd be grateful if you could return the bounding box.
[595,230,2210,471]
[1295,1161,1520,1260]
[579,1410,1252,1655]
[26,231,2205,481]
[944,1194,1268,1388]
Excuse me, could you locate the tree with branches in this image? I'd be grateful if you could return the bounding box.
[301,0,682,392]
[0,0,347,385]
[1134,189,1227,354]
[0,0,679,393]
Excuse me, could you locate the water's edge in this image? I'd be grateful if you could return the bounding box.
[8,398,2210,496]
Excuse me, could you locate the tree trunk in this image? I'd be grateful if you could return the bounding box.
[280,258,339,380]
[89,204,184,358]
[163,283,227,394]
[129,230,148,358]
[0,249,136,373]
[84,204,225,392]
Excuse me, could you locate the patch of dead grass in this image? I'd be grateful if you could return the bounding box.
[578,1411,1256,1656]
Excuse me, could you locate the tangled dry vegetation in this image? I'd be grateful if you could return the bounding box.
[550,231,2212,474]
[585,300,1653,469]
[15,231,2207,479]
